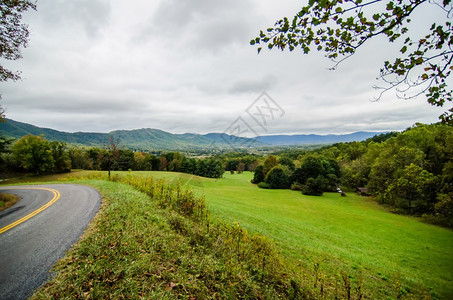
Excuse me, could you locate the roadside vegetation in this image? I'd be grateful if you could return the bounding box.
[0,193,19,212]
[31,177,313,299]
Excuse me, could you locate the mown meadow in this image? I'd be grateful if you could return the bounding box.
[3,170,452,298]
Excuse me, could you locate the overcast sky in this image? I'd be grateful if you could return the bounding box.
[0,0,450,135]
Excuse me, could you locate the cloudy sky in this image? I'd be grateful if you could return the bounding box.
[0,0,450,135]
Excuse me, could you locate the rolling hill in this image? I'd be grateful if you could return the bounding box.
[0,119,385,150]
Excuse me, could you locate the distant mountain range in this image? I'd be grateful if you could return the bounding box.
[0,119,385,150]
[255,132,385,145]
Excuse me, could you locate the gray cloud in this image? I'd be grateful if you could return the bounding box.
[31,0,111,38]
[229,74,278,94]
[144,0,257,53]
[0,0,446,136]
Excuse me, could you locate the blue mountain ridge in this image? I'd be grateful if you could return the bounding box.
[0,119,385,150]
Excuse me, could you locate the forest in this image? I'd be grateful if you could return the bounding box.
[251,124,452,227]
[1,123,451,227]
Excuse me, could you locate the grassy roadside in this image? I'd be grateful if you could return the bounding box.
[31,179,313,299]
[0,193,19,212]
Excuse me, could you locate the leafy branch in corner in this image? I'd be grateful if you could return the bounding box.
[251,0,453,123]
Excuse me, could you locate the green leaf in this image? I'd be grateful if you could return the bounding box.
[400,46,407,54]
[386,2,394,10]
[335,7,343,13]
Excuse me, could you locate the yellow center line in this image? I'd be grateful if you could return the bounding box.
[0,187,61,235]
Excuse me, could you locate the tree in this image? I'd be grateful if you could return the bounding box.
[293,154,325,184]
[252,0,453,123]
[1,0,36,82]
[181,157,197,174]
[117,149,135,171]
[0,134,12,173]
[265,166,290,189]
[133,152,148,170]
[12,135,54,174]
[159,156,169,171]
[1,1,36,118]
[263,155,279,176]
[302,176,326,196]
[68,148,91,170]
[434,192,453,227]
[101,136,120,179]
[279,157,296,171]
[237,162,245,174]
[387,163,437,211]
[251,164,265,184]
[87,147,102,170]
[50,141,71,173]
[195,158,224,178]
[225,159,239,171]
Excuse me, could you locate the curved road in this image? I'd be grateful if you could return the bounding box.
[0,184,101,300]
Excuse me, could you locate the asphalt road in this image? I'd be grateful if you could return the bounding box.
[0,184,101,300]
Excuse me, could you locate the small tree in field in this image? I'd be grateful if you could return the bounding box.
[101,136,120,179]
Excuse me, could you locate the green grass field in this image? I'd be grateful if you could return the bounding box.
[4,170,452,298]
[117,171,453,298]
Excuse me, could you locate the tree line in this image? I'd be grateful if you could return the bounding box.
[0,134,224,179]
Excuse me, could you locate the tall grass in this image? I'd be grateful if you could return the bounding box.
[33,175,313,299]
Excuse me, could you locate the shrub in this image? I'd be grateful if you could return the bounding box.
[279,157,295,170]
[258,182,271,189]
[302,176,326,196]
[251,165,265,184]
[265,166,290,189]
[290,182,304,191]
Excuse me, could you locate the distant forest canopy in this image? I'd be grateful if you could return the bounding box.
[0,123,451,227]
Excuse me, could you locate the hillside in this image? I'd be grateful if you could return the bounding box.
[0,119,384,150]
[0,119,257,150]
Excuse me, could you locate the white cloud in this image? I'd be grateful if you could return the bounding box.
[0,0,449,135]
